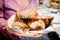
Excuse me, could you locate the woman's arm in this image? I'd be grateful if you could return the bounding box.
[4,6,16,19]
[0,8,6,26]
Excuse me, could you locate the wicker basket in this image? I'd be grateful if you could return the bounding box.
[5,21,44,40]
[5,14,53,40]
[5,15,44,40]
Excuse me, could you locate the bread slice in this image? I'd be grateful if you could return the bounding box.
[27,20,45,31]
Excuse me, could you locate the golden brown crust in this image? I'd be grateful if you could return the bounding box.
[33,16,54,27]
[12,22,29,32]
[16,9,38,19]
[27,20,45,31]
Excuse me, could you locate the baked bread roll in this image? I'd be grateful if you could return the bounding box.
[27,20,45,31]
[16,9,38,19]
[12,22,29,32]
[16,8,54,29]
[37,16,54,28]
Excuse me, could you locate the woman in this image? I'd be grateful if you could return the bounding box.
[0,0,39,40]
[5,0,39,19]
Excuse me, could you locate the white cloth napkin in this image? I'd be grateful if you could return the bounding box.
[29,26,54,34]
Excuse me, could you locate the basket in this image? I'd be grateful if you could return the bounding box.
[5,21,44,40]
[5,15,44,40]
[5,14,53,40]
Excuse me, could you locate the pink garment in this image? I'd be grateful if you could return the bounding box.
[0,11,4,18]
[0,18,6,26]
[0,0,39,40]
[5,0,39,19]
[5,10,16,19]
[0,0,4,8]
[0,0,5,26]
[5,0,39,10]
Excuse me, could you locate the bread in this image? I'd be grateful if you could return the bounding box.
[27,20,45,31]
[16,9,53,27]
[16,9,38,19]
[37,16,54,28]
[22,16,54,28]
[15,9,54,32]
[12,22,29,32]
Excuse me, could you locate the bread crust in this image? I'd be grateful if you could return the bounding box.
[27,20,45,31]
[16,9,38,19]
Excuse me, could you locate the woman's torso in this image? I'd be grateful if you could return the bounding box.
[5,0,39,19]
[5,0,39,10]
